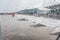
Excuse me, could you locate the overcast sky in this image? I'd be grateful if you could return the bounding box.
[0,0,60,13]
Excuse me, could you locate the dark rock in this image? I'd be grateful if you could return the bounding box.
[31,23,46,27]
[18,18,28,21]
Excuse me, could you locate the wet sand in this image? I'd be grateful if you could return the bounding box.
[0,14,58,40]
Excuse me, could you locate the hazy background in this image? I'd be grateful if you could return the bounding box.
[0,0,60,13]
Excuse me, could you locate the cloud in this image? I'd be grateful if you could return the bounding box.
[0,0,60,13]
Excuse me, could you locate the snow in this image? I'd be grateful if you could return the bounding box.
[16,14,60,35]
[0,14,59,40]
[17,14,60,27]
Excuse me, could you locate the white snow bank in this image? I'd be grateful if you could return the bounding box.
[16,14,60,27]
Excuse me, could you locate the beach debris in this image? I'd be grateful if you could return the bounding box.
[30,23,46,27]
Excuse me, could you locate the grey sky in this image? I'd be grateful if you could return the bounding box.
[0,0,60,13]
